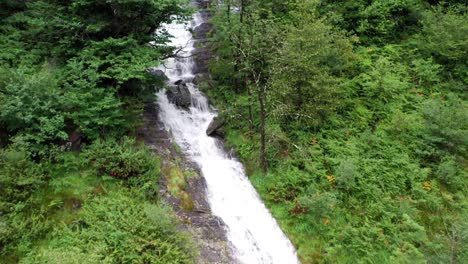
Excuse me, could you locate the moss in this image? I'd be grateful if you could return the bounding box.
[167,165,186,196]
[172,142,184,155]
[165,164,195,212]
[184,169,199,178]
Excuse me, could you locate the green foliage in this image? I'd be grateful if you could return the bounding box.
[60,59,131,140]
[270,1,355,130]
[263,167,313,203]
[67,0,187,41]
[0,0,188,146]
[0,144,48,257]
[0,62,136,151]
[356,0,422,44]
[319,0,422,44]
[67,37,163,94]
[22,192,195,264]
[419,5,468,75]
[0,1,194,263]
[0,143,50,259]
[413,4,468,88]
[355,55,411,115]
[410,57,442,87]
[0,1,25,20]
[435,156,467,192]
[4,0,185,60]
[82,136,162,201]
[1,139,192,262]
[83,137,158,179]
[2,0,467,263]
[0,145,45,208]
[422,94,468,157]
[209,0,468,263]
[0,67,67,153]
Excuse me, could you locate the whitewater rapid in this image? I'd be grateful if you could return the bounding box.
[155,9,300,264]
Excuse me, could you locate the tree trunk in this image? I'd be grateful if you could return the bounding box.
[226,0,231,23]
[258,84,268,173]
[240,0,245,23]
[0,126,8,147]
[247,81,254,132]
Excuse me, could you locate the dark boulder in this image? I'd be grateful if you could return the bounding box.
[206,116,225,136]
[167,81,192,109]
[193,46,211,74]
[193,22,212,40]
[148,68,169,81]
[198,0,211,9]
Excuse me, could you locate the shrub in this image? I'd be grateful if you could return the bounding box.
[0,144,50,258]
[21,191,195,264]
[0,145,45,208]
[83,136,157,179]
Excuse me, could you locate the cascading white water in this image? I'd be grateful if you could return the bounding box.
[156,10,300,264]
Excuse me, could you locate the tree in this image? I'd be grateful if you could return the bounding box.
[419,5,468,81]
[270,1,355,132]
[237,12,278,172]
[0,66,68,154]
[318,0,422,44]
[0,1,25,19]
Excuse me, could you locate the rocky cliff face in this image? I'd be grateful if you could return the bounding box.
[192,7,213,78]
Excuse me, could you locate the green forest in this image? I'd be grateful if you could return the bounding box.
[0,0,196,263]
[1,0,467,263]
[206,0,467,263]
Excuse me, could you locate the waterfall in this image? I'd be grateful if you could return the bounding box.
[156,8,300,264]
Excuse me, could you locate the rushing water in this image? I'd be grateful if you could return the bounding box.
[156,10,300,264]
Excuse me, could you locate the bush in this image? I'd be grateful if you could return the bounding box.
[0,145,45,209]
[82,137,161,201]
[0,144,50,258]
[0,67,68,155]
[21,191,195,264]
[83,137,157,179]
[435,157,468,192]
[422,94,468,157]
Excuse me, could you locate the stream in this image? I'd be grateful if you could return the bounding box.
[155,6,300,264]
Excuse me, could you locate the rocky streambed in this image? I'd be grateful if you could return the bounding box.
[138,1,233,263]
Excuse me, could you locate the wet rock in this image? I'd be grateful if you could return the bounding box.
[167,82,192,109]
[206,116,225,136]
[193,22,213,39]
[198,9,211,20]
[148,68,169,81]
[193,74,208,85]
[193,46,211,75]
[137,102,234,264]
[191,19,213,76]
[138,1,234,263]
[198,0,211,9]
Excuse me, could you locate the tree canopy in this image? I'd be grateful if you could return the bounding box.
[207,0,467,263]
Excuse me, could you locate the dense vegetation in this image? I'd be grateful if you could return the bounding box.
[0,0,196,263]
[1,0,467,263]
[206,0,467,263]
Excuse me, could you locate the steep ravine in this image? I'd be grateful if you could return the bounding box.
[140,1,300,263]
[138,100,233,264]
[138,2,233,264]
